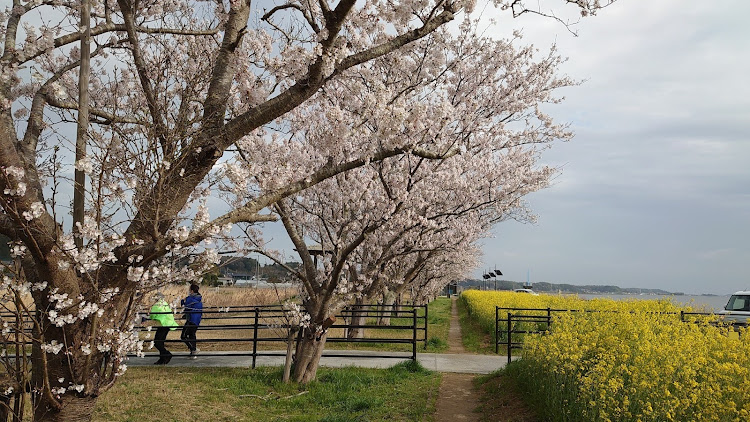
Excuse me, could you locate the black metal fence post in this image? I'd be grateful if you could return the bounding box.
[495,306,499,354]
[506,313,512,364]
[423,305,428,350]
[412,309,417,361]
[251,308,259,369]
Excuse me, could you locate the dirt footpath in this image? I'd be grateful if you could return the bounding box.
[434,297,480,421]
[435,373,480,421]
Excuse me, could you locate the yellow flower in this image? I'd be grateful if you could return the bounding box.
[464,290,750,420]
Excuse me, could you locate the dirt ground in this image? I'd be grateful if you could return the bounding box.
[435,373,481,421]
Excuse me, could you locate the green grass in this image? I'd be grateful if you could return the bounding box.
[325,298,451,354]
[456,296,497,354]
[94,361,441,422]
[423,297,450,352]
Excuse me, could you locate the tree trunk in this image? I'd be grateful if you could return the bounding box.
[0,390,11,422]
[292,331,327,384]
[346,298,366,339]
[26,274,126,422]
[30,338,101,422]
[377,292,396,326]
[34,394,97,422]
[282,327,298,383]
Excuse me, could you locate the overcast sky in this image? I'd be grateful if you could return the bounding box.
[472,1,750,295]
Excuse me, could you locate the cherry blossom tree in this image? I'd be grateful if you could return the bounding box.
[0,0,612,419]
[244,21,581,381]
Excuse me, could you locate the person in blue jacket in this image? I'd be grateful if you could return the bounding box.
[180,283,203,358]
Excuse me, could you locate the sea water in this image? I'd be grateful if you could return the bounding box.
[577,293,729,312]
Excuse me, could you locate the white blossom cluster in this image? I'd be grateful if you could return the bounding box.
[45,288,108,327]
[100,327,143,359]
[55,229,123,273]
[126,261,199,289]
[49,379,85,397]
[2,166,26,196]
[9,242,26,258]
[283,301,311,328]
[193,202,210,229]
[0,274,47,297]
[221,162,251,195]
[74,157,94,174]
[22,201,45,221]
[168,226,190,243]
[40,340,64,355]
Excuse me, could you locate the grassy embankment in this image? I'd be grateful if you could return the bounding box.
[324,296,451,353]
[94,358,440,421]
[474,370,542,422]
[456,295,496,354]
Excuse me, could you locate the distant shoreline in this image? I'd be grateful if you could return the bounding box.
[461,279,720,297]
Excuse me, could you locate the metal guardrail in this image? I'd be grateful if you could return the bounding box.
[0,304,429,368]
[131,303,428,367]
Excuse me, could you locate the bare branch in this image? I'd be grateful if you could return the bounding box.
[509,0,617,36]
[262,3,320,33]
[0,213,17,237]
[44,97,142,125]
[275,201,317,297]
[117,0,170,155]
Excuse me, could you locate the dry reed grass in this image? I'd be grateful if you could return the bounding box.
[149,284,297,308]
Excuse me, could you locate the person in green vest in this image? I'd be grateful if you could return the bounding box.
[149,292,179,365]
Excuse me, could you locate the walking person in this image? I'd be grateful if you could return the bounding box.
[149,292,178,365]
[181,283,203,359]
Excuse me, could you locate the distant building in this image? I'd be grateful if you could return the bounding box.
[443,281,459,296]
[217,276,234,286]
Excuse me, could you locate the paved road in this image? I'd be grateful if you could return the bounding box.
[128,350,511,374]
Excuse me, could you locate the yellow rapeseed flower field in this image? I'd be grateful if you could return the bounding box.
[462,290,749,421]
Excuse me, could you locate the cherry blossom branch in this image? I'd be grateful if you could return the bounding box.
[10,23,219,66]
[242,246,303,280]
[321,0,357,48]
[175,145,460,251]
[332,4,457,75]
[25,51,140,155]
[203,2,251,134]
[316,223,379,320]
[117,0,170,155]
[120,1,460,254]
[44,98,143,126]
[224,2,457,142]
[1,0,25,62]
